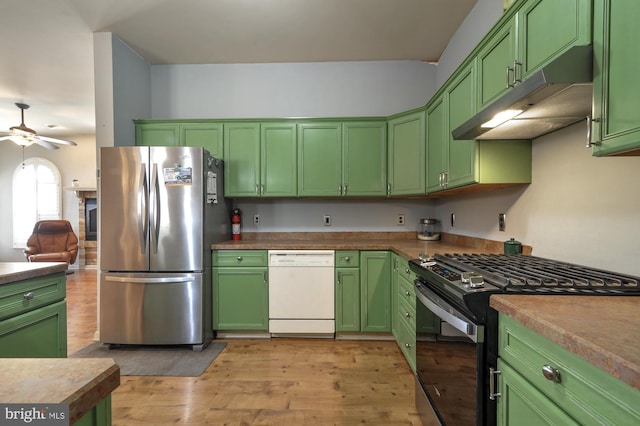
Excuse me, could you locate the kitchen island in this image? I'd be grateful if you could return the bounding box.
[491,294,640,424]
[0,358,120,425]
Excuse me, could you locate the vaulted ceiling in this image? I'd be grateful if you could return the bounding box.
[0,0,477,141]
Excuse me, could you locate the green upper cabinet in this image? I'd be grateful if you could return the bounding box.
[427,62,532,194]
[518,0,591,76]
[180,122,223,158]
[477,17,517,108]
[342,121,387,196]
[135,121,223,157]
[298,122,342,196]
[591,0,640,156]
[476,0,591,109]
[447,63,478,189]
[261,123,298,197]
[225,122,297,197]
[224,122,261,197]
[426,96,446,193]
[135,122,180,146]
[387,110,426,196]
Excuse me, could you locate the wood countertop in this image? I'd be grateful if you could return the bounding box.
[0,358,120,424]
[0,262,68,286]
[490,294,640,392]
[211,232,530,259]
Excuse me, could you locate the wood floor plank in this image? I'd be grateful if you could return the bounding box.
[66,270,420,425]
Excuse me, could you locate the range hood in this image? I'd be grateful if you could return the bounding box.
[452,45,593,140]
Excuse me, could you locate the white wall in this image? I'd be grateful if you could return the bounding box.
[435,123,640,275]
[0,135,97,262]
[150,61,437,119]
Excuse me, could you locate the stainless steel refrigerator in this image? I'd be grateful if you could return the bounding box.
[99,146,230,349]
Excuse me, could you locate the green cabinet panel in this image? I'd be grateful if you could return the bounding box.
[180,122,223,158]
[426,96,447,193]
[224,122,261,197]
[497,359,579,426]
[75,395,112,426]
[592,0,640,156]
[359,251,391,333]
[135,122,180,146]
[447,64,477,189]
[498,314,640,425]
[0,272,66,321]
[261,123,297,197]
[342,121,387,196]
[335,267,360,332]
[518,0,591,77]
[0,300,67,358]
[297,122,342,196]
[387,111,425,195]
[213,267,268,331]
[335,250,359,268]
[477,18,517,108]
[212,250,268,267]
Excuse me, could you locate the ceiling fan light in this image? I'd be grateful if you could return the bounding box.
[9,135,35,147]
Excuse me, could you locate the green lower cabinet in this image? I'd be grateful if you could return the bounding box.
[498,314,640,425]
[0,300,67,358]
[497,359,579,426]
[212,267,268,331]
[359,251,391,333]
[335,267,360,332]
[74,395,112,426]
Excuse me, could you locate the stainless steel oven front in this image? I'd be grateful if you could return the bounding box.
[414,279,494,426]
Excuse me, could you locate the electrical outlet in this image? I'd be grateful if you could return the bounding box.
[397,214,405,226]
[498,213,506,231]
[323,215,331,226]
[253,214,260,225]
[450,213,456,227]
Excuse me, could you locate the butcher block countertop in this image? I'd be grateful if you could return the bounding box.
[0,262,67,286]
[212,232,532,259]
[491,294,640,392]
[0,358,120,424]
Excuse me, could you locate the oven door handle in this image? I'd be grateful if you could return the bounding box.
[415,282,480,343]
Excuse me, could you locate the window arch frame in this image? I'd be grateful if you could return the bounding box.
[12,157,62,248]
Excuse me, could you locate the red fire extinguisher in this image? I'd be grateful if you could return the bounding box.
[231,209,241,240]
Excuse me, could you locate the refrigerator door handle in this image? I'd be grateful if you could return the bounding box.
[138,163,149,254]
[104,275,195,284]
[150,162,161,254]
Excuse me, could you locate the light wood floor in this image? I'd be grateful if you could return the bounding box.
[66,270,422,425]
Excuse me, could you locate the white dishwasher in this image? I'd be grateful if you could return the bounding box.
[268,250,335,336]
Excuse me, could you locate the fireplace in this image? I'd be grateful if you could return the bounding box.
[85,198,97,241]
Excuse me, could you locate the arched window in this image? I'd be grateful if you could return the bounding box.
[12,157,62,248]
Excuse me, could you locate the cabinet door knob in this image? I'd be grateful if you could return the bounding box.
[23,292,35,300]
[236,256,243,262]
[344,256,350,262]
[405,291,411,296]
[404,312,411,318]
[542,365,561,383]
[405,343,411,348]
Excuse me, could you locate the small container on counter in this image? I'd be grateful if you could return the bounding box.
[504,238,522,254]
[417,218,440,241]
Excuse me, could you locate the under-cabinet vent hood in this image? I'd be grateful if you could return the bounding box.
[452,45,593,141]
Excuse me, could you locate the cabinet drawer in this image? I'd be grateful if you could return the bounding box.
[0,273,66,321]
[398,294,416,328]
[398,313,417,372]
[398,273,416,306]
[499,314,640,425]
[335,250,359,268]
[212,250,268,267]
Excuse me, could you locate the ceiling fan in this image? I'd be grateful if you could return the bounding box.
[0,103,77,150]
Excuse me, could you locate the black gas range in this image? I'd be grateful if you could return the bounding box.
[409,253,640,426]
